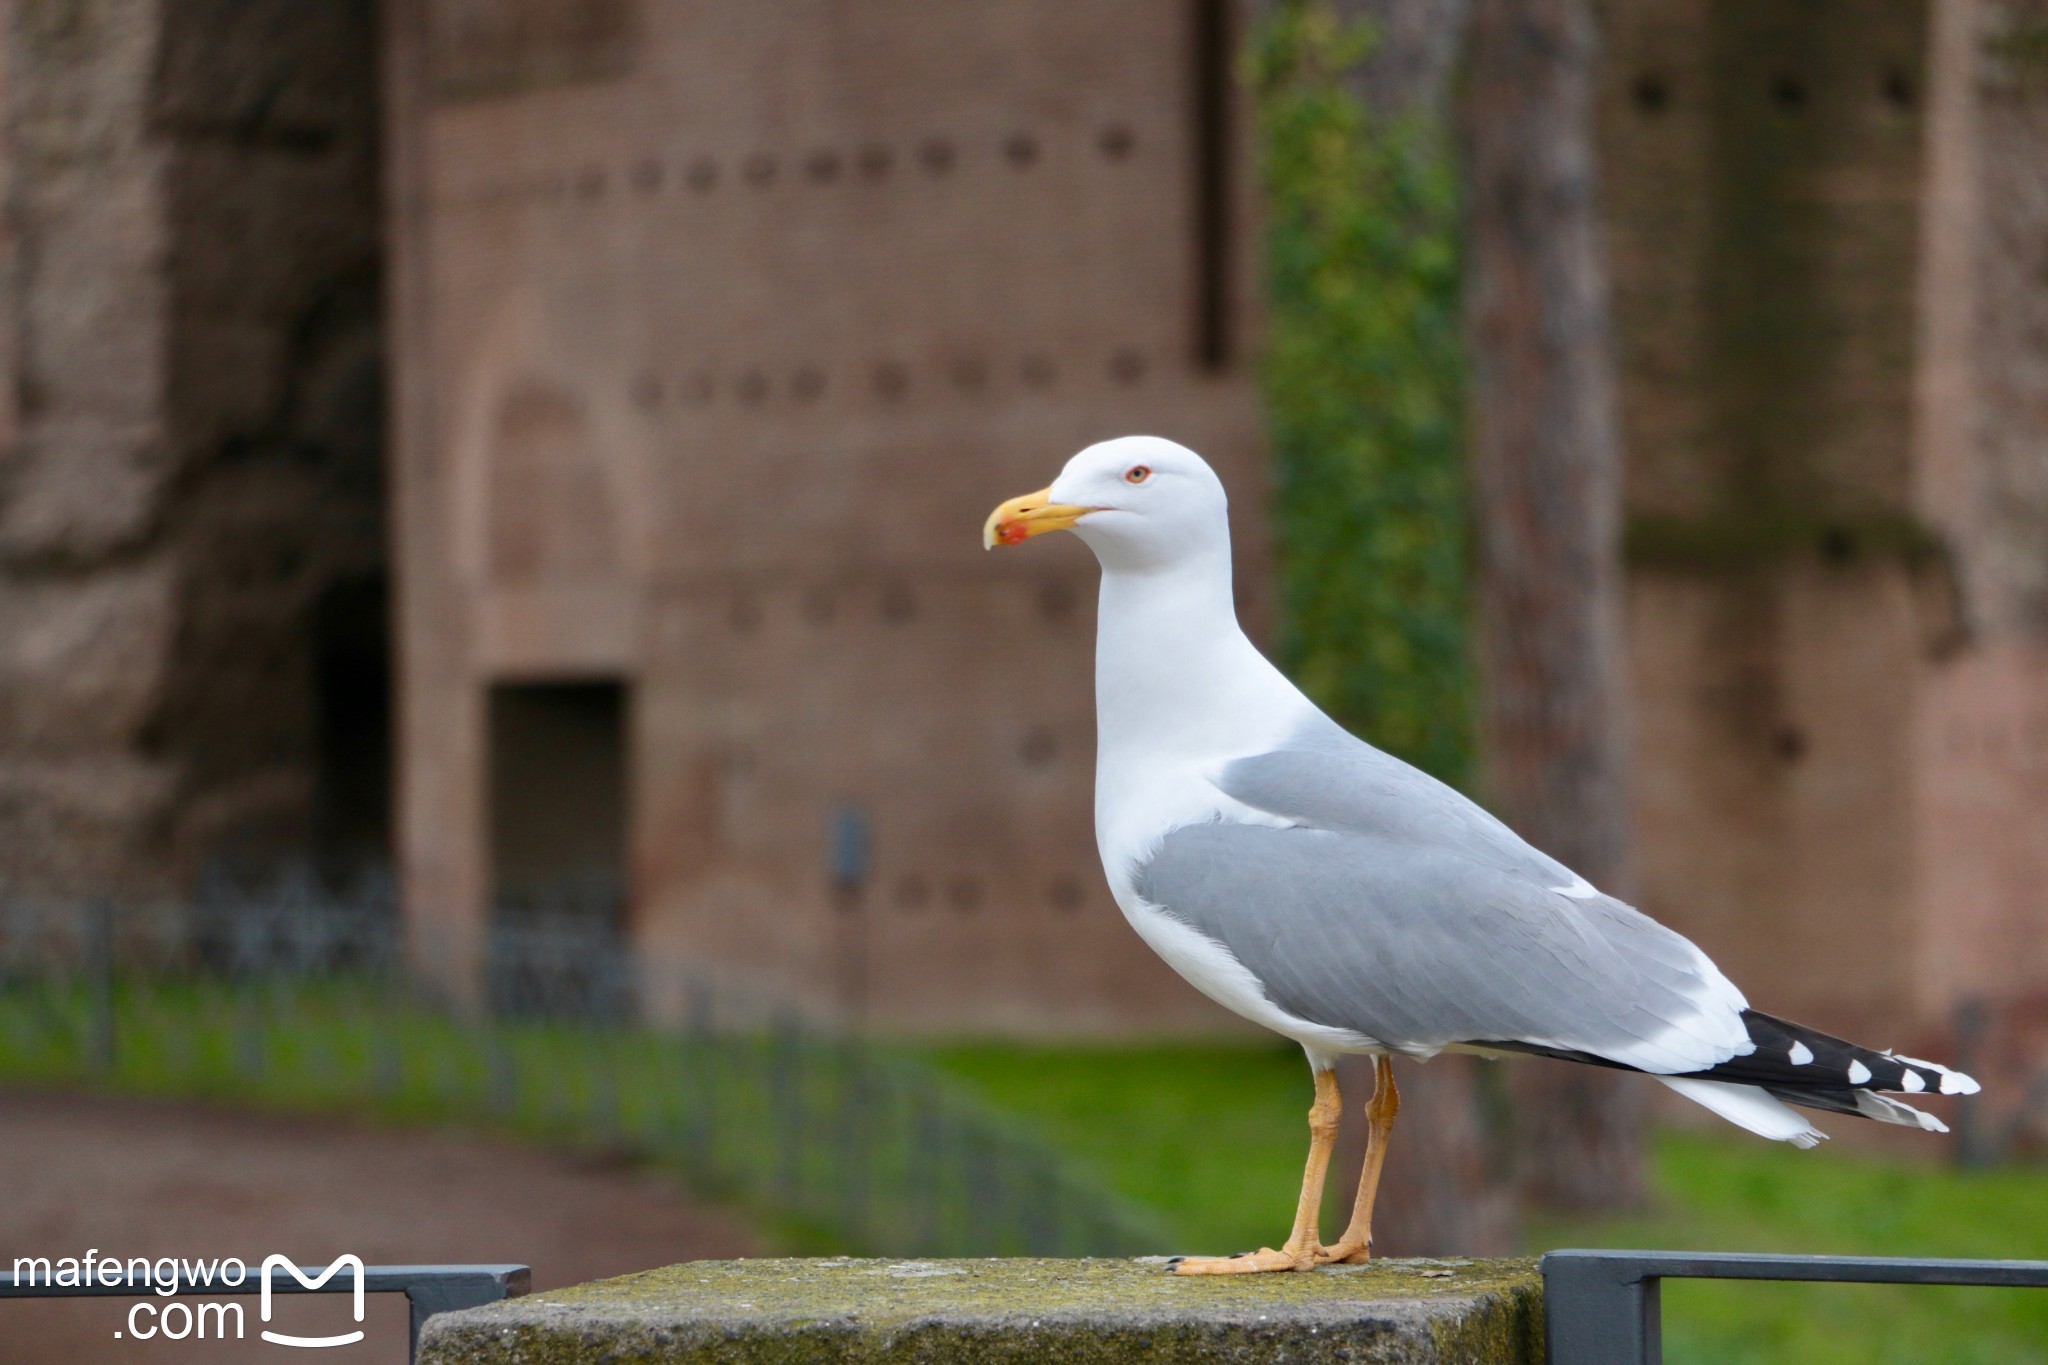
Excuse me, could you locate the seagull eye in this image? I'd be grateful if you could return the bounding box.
[1124,465,1152,484]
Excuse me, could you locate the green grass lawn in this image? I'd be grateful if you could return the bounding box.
[922,1039,1315,1256]
[925,1042,2048,1365]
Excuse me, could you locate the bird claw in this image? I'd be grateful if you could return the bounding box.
[1316,1235,1373,1266]
[1170,1247,1318,1275]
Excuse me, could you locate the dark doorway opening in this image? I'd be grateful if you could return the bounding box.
[487,681,631,1017]
[488,680,629,922]
[313,574,394,882]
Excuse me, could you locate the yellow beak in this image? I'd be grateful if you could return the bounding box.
[983,487,1092,550]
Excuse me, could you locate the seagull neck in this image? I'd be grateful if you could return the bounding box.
[1092,556,1290,762]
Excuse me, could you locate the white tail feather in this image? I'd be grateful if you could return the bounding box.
[1853,1090,1949,1133]
[1659,1076,1828,1148]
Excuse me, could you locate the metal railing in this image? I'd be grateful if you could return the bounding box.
[0,889,1165,1259]
[0,1260,528,1362]
[1542,1249,2048,1364]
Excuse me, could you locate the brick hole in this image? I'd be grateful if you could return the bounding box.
[895,874,930,910]
[804,149,843,184]
[743,153,779,186]
[919,138,956,175]
[735,369,770,406]
[1109,349,1147,386]
[1882,68,1915,108]
[631,374,664,409]
[1003,132,1039,167]
[873,362,911,400]
[1772,726,1808,763]
[686,158,720,191]
[1631,73,1670,113]
[728,594,763,635]
[1770,73,1808,110]
[949,356,989,392]
[1019,726,1057,766]
[792,366,827,402]
[1048,877,1082,913]
[631,158,665,193]
[946,878,983,913]
[1098,124,1136,159]
[1037,581,1076,622]
[1818,525,1858,565]
[857,144,894,179]
[1020,354,1057,388]
[880,583,918,622]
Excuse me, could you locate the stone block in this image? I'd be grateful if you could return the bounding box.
[0,563,175,751]
[154,0,376,136]
[417,1257,1544,1364]
[0,754,177,897]
[0,416,169,562]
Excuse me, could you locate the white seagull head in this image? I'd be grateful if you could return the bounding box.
[982,435,1229,573]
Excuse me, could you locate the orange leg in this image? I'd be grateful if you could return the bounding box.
[1320,1055,1400,1264]
[1172,1065,1340,1275]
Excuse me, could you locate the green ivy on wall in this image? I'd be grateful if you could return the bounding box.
[1250,1,1473,787]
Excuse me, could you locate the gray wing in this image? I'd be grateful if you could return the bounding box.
[1217,711,1580,889]
[1133,822,1744,1071]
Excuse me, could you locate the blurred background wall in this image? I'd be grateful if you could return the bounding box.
[1604,0,2048,1044]
[384,0,1270,1030]
[0,0,387,896]
[0,0,2042,1053]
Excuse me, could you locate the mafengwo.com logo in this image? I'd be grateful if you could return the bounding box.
[258,1255,366,1347]
[9,1250,366,1347]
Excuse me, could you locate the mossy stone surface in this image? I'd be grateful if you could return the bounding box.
[417,1256,1543,1363]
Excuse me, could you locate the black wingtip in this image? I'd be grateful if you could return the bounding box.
[1721,1010,1978,1107]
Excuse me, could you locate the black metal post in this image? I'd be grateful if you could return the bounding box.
[1542,1250,1660,1364]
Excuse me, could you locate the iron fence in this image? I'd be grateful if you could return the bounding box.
[0,888,1166,1260]
[1542,1249,2048,1365]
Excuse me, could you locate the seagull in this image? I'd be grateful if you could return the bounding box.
[984,435,1979,1275]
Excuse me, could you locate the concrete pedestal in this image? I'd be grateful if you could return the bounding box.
[417,1256,1543,1363]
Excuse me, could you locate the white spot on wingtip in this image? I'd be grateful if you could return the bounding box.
[1552,873,1601,900]
[1901,1070,1926,1092]
[1847,1060,1872,1085]
[1941,1072,1979,1095]
[1788,1041,1814,1066]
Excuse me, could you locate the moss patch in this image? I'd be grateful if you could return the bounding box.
[1251,2,1474,790]
[419,1256,1543,1364]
